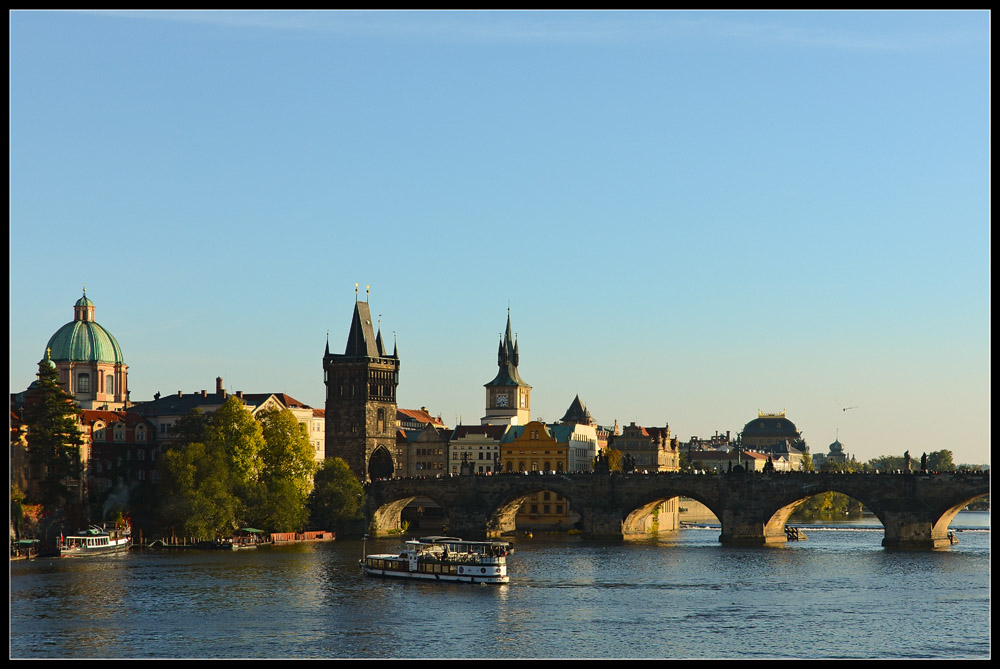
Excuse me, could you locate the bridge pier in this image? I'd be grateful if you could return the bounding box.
[445,505,494,540]
[581,509,625,541]
[718,509,788,546]
[880,512,955,549]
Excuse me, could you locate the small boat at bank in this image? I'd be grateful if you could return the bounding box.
[60,523,131,557]
[360,535,511,584]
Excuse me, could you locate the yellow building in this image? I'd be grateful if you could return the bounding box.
[502,421,567,473]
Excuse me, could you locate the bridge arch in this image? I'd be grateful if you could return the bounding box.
[484,479,585,537]
[758,479,990,548]
[618,483,720,538]
[366,488,455,535]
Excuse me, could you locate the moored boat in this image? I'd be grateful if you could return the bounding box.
[60,523,131,557]
[360,535,511,584]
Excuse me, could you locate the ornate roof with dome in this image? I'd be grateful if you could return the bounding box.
[742,410,800,439]
[44,290,125,364]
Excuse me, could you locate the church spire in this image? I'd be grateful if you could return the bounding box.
[485,308,529,388]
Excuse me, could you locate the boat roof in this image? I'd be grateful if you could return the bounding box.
[412,536,510,547]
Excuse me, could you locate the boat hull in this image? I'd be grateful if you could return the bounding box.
[60,539,131,557]
[360,536,511,585]
[360,563,508,584]
[60,524,132,557]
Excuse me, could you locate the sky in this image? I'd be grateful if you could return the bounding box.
[9,10,990,466]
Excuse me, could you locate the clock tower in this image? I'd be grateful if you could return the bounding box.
[482,309,531,426]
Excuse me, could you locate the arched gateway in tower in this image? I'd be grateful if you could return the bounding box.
[323,290,400,482]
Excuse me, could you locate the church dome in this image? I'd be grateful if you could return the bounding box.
[829,439,844,454]
[742,412,799,439]
[44,292,125,364]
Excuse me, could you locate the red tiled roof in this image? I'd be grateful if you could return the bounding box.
[79,409,154,427]
[397,408,444,425]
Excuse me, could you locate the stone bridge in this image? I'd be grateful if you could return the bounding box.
[363,470,990,549]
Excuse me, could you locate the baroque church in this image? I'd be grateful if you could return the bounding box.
[41,289,130,410]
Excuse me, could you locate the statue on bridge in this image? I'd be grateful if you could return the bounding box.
[921,452,928,472]
[904,451,911,473]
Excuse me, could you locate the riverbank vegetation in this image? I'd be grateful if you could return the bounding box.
[154,398,318,540]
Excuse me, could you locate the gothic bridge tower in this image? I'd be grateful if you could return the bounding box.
[323,288,400,482]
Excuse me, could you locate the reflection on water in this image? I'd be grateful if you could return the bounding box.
[10,512,989,659]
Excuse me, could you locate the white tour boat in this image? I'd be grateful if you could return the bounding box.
[60,524,131,557]
[360,535,511,584]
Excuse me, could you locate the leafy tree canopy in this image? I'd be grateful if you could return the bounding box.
[308,458,365,533]
[205,396,265,485]
[157,441,239,539]
[258,407,317,493]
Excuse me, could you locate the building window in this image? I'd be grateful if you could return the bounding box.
[106,374,115,395]
[78,373,91,393]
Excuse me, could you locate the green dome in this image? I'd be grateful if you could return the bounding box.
[45,320,124,364]
[44,293,124,364]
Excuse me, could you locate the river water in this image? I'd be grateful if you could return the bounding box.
[10,511,990,659]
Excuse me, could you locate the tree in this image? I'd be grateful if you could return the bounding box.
[205,396,265,486]
[258,408,316,494]
[22,357,84,518]
[154,398,263,539]
[867,455,905,473]
[603,448,623,472]
[926,450,954,472]
[247,408,317,533]
[157,441,239,539]
[308,458,365,533]
[820,457,863,473]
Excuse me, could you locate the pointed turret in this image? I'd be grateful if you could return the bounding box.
[485,310,529,388]
[560,394,594,426]
[344,301,381,358]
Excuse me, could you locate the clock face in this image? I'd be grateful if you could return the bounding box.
[496,394,509,408]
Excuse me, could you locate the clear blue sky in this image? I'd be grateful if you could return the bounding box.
[10,10,990,466]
